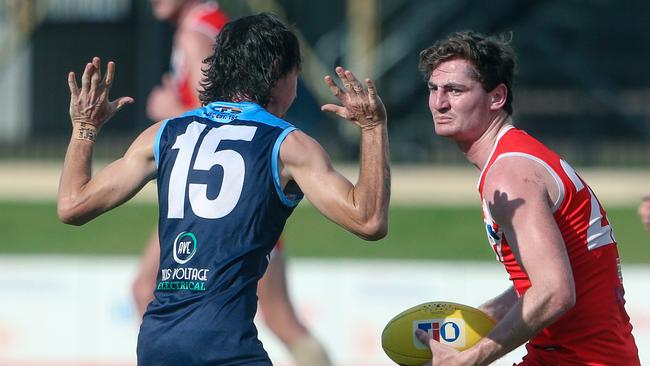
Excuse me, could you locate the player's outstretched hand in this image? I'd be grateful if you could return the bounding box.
[415,329,471,366]
[321,66,386,131]
[68,57,133,130]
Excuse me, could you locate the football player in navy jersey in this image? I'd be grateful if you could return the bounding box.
[137,3,332,364]
[58,13,389,365]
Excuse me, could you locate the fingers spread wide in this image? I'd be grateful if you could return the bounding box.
[323,75,342,99]
[321,103,348,119]
[68,72,79,96]
[81,62,93,93]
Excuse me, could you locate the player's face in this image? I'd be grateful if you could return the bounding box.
[149,0,186,21]
[427,59,492,144]
[269,68,300,118]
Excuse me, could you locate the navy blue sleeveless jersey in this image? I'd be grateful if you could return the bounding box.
[137,101,303,365]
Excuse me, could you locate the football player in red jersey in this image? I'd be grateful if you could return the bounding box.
[415,31,639,366]
[136,2,332,364]
[146,0,228,119]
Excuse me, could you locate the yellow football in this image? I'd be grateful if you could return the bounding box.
[381,301,495,365]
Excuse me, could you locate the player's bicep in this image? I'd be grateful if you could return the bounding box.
[280,131,356,227]
[485,158,573,288]
[84,123,159,212]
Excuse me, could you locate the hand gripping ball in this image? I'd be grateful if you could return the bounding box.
[381,301,495,365]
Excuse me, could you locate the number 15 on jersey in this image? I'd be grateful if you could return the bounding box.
[167,122,257,219]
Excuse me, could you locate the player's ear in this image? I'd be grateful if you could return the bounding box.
[489,84,507,111]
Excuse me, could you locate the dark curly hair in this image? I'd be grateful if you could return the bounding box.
[199,13,301,107]
[419,31,516,115]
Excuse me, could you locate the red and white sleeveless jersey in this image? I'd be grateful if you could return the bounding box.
[478,126,639,365]
[171,1,229,109]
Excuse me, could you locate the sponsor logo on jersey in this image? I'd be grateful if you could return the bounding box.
[159,232,209,292]
[207,105,243,121]
[485,223,500,241]
[413,318,466,349]
[173,231,197,264]
[210,105,242,114]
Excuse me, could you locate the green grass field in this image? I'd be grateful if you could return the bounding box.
[2,201,648,263]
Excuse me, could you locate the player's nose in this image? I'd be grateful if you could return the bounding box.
[432,90,450,111]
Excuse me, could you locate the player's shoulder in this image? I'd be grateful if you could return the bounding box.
[497,127,560,162]
[139,120,166,142]
[484,127,560,193]
[482,152,563,220]
[482,153,555,207]
[484,155,539,189]
[280,129,327,168]
[180,2,229,39]
[126,121,165,161]
[281,129,320,154]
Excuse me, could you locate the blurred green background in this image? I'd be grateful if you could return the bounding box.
[4,201,647,263]
[1,1,649,364]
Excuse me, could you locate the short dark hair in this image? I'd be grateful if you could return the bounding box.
[199,13,301,107]
[419,31,515,115]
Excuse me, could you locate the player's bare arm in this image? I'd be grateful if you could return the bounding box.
[462,157,575,365]
[478,285,517,323]
[58,57,158,225]
[639,194,650,232]
[280,67,390,240]
[132,230,161,318]
[417,157,575,365]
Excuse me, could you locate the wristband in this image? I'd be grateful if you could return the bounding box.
[73,122,98,142]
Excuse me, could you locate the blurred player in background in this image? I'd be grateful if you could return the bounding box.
[138,1,332,364]
[146,0,228,119]
[414,31,639,365]
[58,12,389,365]
[639,195,650,232]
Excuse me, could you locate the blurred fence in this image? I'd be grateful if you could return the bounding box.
[1,0,649,165]
[2,256,649,365]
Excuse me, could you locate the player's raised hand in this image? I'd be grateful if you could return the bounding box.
[321,66,386,131]
[68,57,134,130]
[415,329,471,366]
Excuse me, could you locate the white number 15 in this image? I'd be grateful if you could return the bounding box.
[167,122,257,219]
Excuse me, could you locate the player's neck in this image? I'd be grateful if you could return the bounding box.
[228,97,284,118]
[265,102,286,119]
[461,112,512,171]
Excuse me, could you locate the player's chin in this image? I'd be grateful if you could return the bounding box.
[433,124,456,137]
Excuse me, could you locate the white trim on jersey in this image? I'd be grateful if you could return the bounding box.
[560,159,584,191]
[477,124,515,189]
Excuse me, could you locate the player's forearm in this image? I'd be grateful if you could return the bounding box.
[351,123,390,240]
[478,286,517,322]
[57,123,98,225]
[466,287,574,365]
